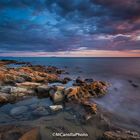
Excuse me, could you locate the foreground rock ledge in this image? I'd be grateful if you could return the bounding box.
[0,125,41,140]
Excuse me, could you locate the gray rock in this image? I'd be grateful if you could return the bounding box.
[11,87,35,96]
[11,87,28,93]
[10,106,28,116]
[0,86,14,93]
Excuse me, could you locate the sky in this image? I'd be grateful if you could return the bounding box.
[0,0,140,57]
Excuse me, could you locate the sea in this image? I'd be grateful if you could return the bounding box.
[0,57,140,131]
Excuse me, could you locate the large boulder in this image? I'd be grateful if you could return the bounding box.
[66,86,90,101]
[65,81,109,102]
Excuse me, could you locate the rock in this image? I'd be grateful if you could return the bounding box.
[46,66,58,73]
[76,77,85,84]
[36,85,50,98]
[0,60,15,66]
[10,106,28,116]
[11,87,28,93]
[34,75,45,82]
[49,105,63,111]
[90,81,109,97]
[16,82,41,87]
[81,100,97,114]
[50,86,65,103]
[46,66,64,74]
[103,130,140,140]
[0,92,11,103]
[66,86,81,101]
[65,80,109,102]
[15,76,25,83]
[32,106,50,116]
[19,128,41,140]
[66,86,90,101]
[0,60,60,86]
[61,77,71,84]
[83,114,93,121]
[10,87,35,96]
[19,74,32,82]
[0,86,13,93]
[131,83,139,88]
[0,125,37,140]
[84,78,94,83]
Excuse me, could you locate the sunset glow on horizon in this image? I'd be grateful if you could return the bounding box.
[1,50,140,57]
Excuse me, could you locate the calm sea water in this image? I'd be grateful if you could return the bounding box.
[1,57,140,78]
[0,57,140,131]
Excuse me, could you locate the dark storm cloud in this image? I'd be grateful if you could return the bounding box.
[91,0,140,19]
[0,0,140,54]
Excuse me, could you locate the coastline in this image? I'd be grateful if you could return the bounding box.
[0,59,140,140]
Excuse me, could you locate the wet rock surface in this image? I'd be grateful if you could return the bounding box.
[103,130,140,140]
[0,125,40,140]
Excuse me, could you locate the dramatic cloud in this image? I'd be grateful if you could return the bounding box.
[0,0,140,56]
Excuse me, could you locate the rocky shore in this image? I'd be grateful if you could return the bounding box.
[0,59,139,140]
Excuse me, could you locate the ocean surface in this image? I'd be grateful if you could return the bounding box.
[1,57,140,77]
[0,57,140,131]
